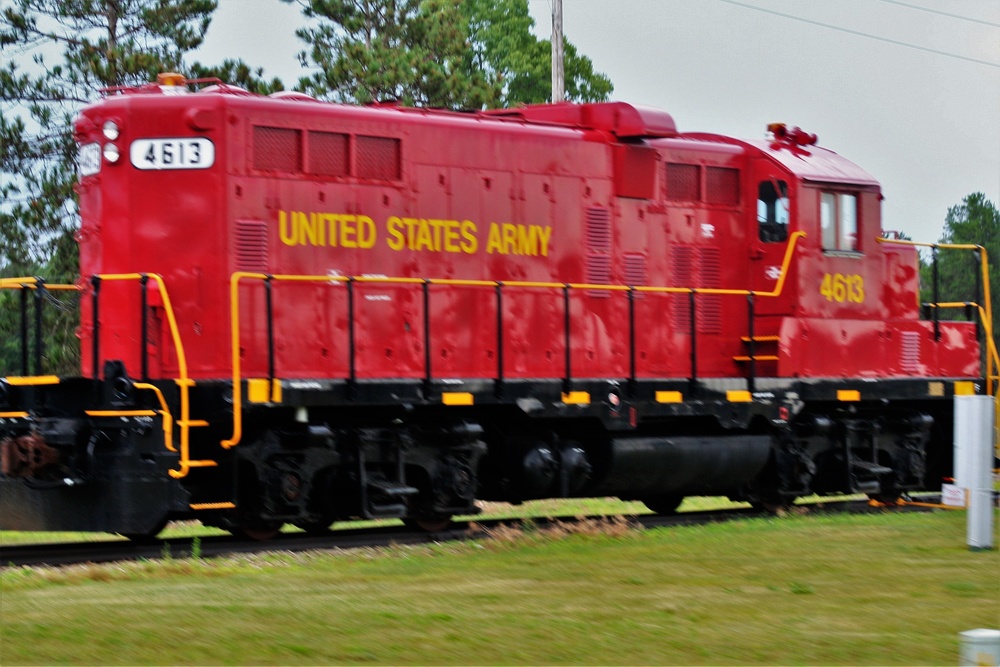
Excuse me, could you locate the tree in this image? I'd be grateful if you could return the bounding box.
[920,193,1000,360]
[287,0,613,108]
[0,0,276,374]
[461,0,612,106]
[288,0,497,108]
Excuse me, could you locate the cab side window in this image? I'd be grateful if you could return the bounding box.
[821,192,858,252]
[757,180,789,242]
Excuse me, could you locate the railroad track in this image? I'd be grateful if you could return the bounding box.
[0,498,938,568]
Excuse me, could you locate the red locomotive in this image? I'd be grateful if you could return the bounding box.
[0,74,990,537]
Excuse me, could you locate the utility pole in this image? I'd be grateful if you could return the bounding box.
[551,0,565,102]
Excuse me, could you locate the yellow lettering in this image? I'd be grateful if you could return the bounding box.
[443,220,460,253]
[281,211,547,257]
[279,210,297,246]
[502,223,517,255]
[461,220,477,254]
[429,219,445,252]
[387,216,405,251]
[340,214,357,248]
[300,212,321,246]
[486,222,503,254]
[414,218,433,251]
[537,225,552,257]
[516,224,534,256]
[358,215,376,248]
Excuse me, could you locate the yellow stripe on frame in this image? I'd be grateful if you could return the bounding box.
[726,390,752,403]
[655,391,683,403]
[953,381,976,396]
[837,389,861,402]
[4,375,60,386]
[247,378,271,403]
[561,391,591,405]
[442,392,474,406]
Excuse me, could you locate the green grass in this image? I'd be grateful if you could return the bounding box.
[0,495,741,545]
[1,510,997,665]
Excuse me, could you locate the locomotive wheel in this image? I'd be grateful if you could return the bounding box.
[294,519,334,535]
[119,518,169,544]
[234,521,283,541]
[866,492,901,506]
[642,494,684,515]
[403,514,453,533]
[750,497,797,514]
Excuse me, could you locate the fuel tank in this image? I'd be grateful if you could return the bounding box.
[588,435,772,497]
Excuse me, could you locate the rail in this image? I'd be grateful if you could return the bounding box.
[0,275,212,479]
[877,237,999,442]
[221,232,806,448]
[0,277,80,376]
[89,274,211,478]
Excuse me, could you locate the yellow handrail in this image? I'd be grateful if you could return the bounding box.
[877,237,998,447]
[93,273,212,478]
[876,237,998,396]
[0,277,80,291]
[221,232,807,448]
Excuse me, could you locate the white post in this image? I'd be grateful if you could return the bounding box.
[960,629,1000,666]
[953,394,996,550]
[551,0,564,103]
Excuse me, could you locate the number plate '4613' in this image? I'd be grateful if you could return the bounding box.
[820,272,865,303]
[129,138,215,170]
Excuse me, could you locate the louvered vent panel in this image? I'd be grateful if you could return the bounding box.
[234,220,268,272]
[622,252,647,299]
[900,330,921,372]
[697,247,722,334]
[585,254,612,298]
[309,131,349,177]
[665,163,700,202]
[705,167,740,206]
[253,126,302,172]
[622,253,647,286]
[670,245,694,330]
[356,135,401,180]
[585,207,612,251]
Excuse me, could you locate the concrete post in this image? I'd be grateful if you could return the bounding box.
[960,628,1000,666]
[953,394,995,550]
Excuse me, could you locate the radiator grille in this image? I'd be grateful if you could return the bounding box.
[356,135,401,180]
[705,166,740,206]
[253,126,302,172]
[308,131,349,177]
[665,163,700,202]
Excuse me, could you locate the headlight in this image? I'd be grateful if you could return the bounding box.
[103,143,120,163]
[102,120,120,140]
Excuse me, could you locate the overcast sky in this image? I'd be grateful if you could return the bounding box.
[192,0,1000,243]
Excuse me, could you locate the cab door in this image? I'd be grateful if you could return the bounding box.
[748,161,798,316]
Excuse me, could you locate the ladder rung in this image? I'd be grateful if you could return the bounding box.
[733,355,779,362]
[179,420,210,428]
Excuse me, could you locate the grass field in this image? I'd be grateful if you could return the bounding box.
[1,509,997,665]
[0,495,727,545]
